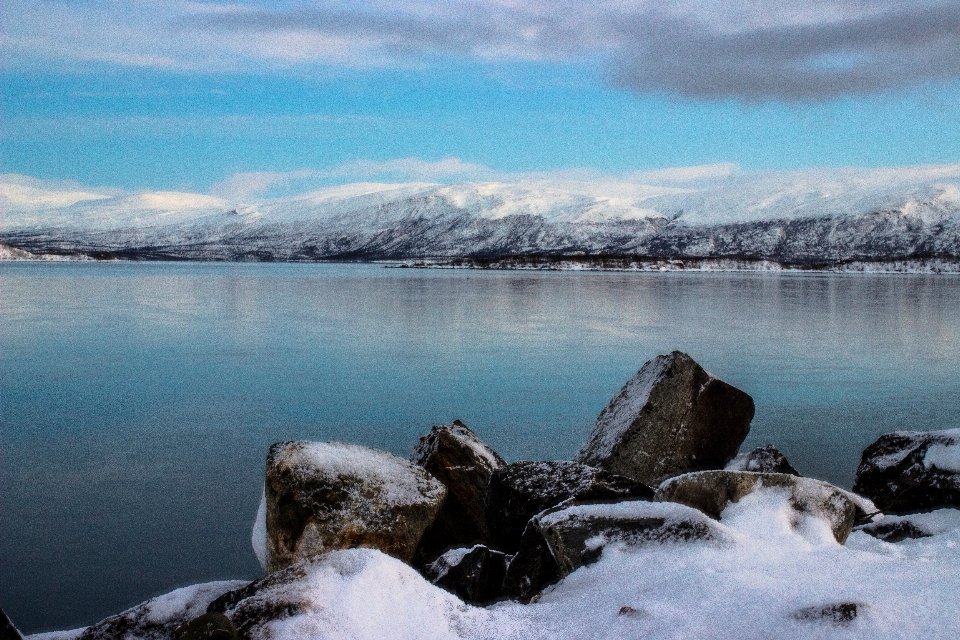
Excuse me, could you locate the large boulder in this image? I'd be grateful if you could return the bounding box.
[577,352,755,486]
[725,444,800,476]
[77,582,247,640]
[423,545,510,605]
[502,500,720,602]
[264,441,447,573]
[485,460,653,553]
[410,420,505,563]
[655,470,859,544]
[853,428,960,513]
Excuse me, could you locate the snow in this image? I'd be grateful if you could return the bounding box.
[252,488,267,571]
[138,581,245,625]
[26,629,85,640]
[923,429,960,473]
[274,442,447,507]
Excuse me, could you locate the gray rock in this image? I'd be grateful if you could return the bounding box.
[485,461,653,553]
[791,602,863,626]
[264,441,447,572]
[1,608,24,640]
[577,352,755,486]
[725,444,800,475]
[424,545,510,605]
[173,613,240,640]
[410,420,505,564]
[77,582,247,640]
[655,470,859,544]
[854,428,960,514]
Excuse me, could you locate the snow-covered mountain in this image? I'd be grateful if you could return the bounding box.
[2,166,959,265]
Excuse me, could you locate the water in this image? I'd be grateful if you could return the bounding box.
[1,262,958,633]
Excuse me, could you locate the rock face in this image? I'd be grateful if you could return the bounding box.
[854,428,960,513]
[410,420,505,563]
[655,471,858,544]
[485,460,653,553]
[77,582,247,640]
[1,608,24,640]
[502,500,720,602]
[424,545,510,605]
[577,352,755,486]
[264,441,447,572]
[725,445,800,475]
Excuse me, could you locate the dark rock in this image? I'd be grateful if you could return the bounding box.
[859,519,931,543]
[501,522,561,603]
[410,420,505,564]
[173,613,240,640]
[485,460,653,553]
[424,545,510,605]
[1,609,24,640]
[208,563,310,639]
[791,602,862,626]
[655,470,859,544]
[854,428,960,514]
[577,351,755,486]
[78,582,247,640]
[725,444,800,475]
[264,441,447,572]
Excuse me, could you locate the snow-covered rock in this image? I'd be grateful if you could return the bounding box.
[859,508,960,543]
[656,471,859,544]
[854,428,960,513]
[170,612,239,640]
[73,581,246,640]
[263,441,448,572]
[577,352,755,486]
[485,461,652,554]
[410,421,505,565]
[424,545,510,605]
[726,445,800,476]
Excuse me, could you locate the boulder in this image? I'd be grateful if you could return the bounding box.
[423,545,510,605]
[725,444,800,475]
[1,609,24,640]
[485,460,653,553]
[502,500,720,602]
[410,420,505,563]
[853,428,960,513]
[173,613,240,640]
[655,470,858,544]
[264,441,447,572]
[77,581,247,640]
[856,509,960,543]
[577,351,754,486]
[859,519,930,543]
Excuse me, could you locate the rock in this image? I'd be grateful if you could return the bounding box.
[853,428,960,513]
[725,444,800,475]
[77,582,247,640]
[423,545,510,605]
[264,441,447,572]
[791,602,863,626]
[485,460,653,553]
[173,613,240,640]
[1,608,24,640]
[410,420,505,564]
[577,351,755,486]
[502,500,721,602]
[655,470,858,544]
[859,519,930,543]
[855,509,960,543]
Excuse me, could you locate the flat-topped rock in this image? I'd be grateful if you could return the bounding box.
[854,428,960,513]
[655,470,860,544]
[410,420,505,563]
[485,460,653,553]
[264,441,447,572]
[725,444,800,475]
[577,352,754,486]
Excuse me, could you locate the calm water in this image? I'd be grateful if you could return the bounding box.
[1,262,958,633]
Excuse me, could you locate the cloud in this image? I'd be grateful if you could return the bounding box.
[3,1,959,100]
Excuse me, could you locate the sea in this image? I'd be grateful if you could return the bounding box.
[1,262,958,633]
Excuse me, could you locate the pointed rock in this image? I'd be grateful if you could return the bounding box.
[726,444,800,475]
[485,460,653,554]
[577,352,755,486]
[1,609,24,640]
[264,441,447,572]
[424,545,510,605]
[410,420,505,564]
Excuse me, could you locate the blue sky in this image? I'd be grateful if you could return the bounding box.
[2,1,959,194]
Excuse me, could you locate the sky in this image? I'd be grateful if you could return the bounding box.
[2,1,960,197]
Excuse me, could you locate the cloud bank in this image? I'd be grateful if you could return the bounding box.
[4,1,959,100]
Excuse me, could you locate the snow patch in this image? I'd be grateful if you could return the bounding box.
[252,489,267,571]
[924,440,960,473]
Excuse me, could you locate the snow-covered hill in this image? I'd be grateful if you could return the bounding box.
[2,167,959,265]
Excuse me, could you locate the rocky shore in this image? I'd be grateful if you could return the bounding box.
[7,352,959,640]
